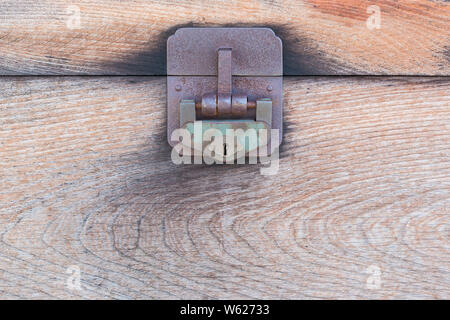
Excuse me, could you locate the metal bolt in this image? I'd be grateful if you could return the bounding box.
[195,100,256,110]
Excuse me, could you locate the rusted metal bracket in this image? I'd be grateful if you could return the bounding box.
[167,28,283,160]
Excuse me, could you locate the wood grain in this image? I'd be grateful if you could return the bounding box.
[0,0,448,75]
[0,76,449,299]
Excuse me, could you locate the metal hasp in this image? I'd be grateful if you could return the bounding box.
[167,28,283,161]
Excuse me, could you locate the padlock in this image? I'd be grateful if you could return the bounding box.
[167,28,283,162]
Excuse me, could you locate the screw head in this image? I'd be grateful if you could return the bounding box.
[175,85,182,91]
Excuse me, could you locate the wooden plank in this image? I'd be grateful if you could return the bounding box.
[0,0,448,75]
[0,76,449,299]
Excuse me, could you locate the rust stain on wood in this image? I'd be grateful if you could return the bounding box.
[0,0,448,75]
[306,0,448,21]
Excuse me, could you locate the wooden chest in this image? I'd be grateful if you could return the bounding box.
[0,0,449,299]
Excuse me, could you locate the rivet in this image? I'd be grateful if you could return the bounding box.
[175,85,182,91]
[267,85,273,92]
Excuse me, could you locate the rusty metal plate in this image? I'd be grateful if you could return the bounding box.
[167,28,282,76]
[167,27,283,154]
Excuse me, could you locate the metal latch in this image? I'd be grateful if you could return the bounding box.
[167,28,282,161]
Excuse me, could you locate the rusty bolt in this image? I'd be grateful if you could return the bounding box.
[194,100,256,110]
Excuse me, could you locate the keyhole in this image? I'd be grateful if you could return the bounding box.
[223,143,227,156]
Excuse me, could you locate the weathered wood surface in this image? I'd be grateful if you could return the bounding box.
[0,0,449,75]
[0,76,449,299]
